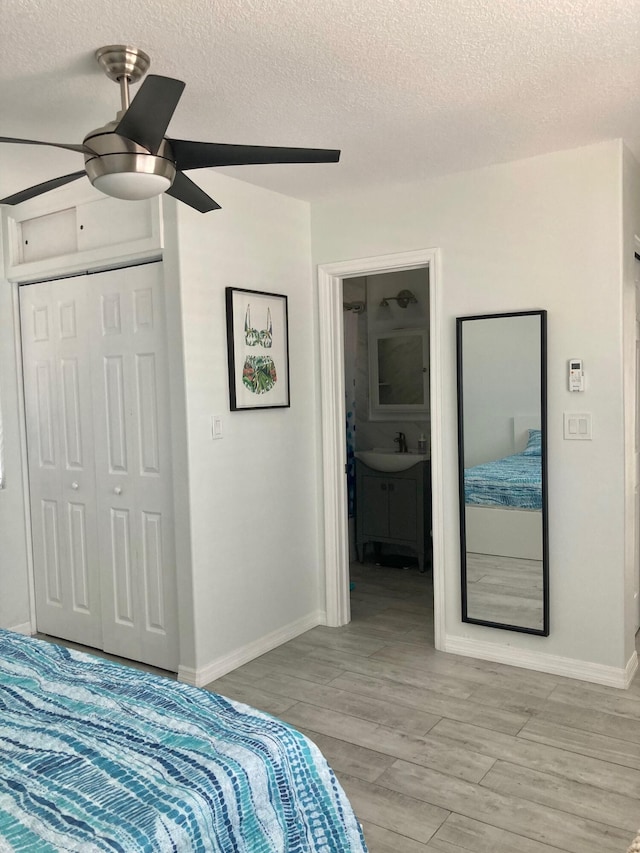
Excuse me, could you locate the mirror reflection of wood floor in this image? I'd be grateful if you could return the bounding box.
[42,564,640,853]
[465,552,544,631]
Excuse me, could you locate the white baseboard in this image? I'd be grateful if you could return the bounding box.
[8,622,33,636]
[178,610,327,688]
[444,634,638,690]
[624,650,639,688]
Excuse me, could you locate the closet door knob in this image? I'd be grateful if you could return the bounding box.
[71,481,79,490]
[114,486,123,495]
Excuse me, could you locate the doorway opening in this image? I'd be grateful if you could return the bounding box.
[318,249,445,651]
[343,269,432,633]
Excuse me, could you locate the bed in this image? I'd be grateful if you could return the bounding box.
[464,450,542,510]
[464,427,543,560]
[0,629,368,852]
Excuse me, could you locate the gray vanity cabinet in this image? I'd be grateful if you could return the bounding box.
[355,459,430,572]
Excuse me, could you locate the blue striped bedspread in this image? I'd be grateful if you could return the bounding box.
[464,451,542,510]
[0,630,368,852]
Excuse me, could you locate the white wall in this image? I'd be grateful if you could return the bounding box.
[344,274,430,453]
[622,144,640,663]
[312,140,630,672]
[164,171,324,675]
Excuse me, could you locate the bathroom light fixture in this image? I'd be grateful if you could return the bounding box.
[380,289,418,308]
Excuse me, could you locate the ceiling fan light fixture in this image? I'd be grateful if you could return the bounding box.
[84,142,176,201]
[92,171,172,201]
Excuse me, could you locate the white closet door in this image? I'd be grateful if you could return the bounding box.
[90,263,178,671]
[21,263,178,671]
[20,277,103,648]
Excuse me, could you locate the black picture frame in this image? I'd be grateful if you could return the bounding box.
[456,309,549,636]
[225,287,290,411]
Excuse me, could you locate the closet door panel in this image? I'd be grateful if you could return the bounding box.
[141,511,166,632]
[103,355,129,473]
[136,353,160,475]
[91,263,178,671]
[20,278,102,647]
[67,501,90,612]
[41,498,62,605]
[110,507,134,625]
[60,358,83,469]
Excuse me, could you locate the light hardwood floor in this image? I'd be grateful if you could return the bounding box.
[208,562,640,853]
[465,552,544,630]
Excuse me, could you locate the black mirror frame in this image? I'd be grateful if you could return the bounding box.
[456,309,549,636]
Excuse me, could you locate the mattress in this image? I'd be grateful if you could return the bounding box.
[464,451,542,510]
[0,629,368,852]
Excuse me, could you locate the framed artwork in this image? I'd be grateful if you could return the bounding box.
[225,287,290,410]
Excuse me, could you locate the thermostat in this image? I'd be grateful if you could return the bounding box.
[568,359,584,392]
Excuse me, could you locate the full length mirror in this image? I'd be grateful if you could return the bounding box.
[456,310,549,635]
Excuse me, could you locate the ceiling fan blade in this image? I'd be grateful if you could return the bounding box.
[0,171,86,206]
[116,75,185,154]
[0,136,92,154]
[167,139,341,170]
[166,171,221,213]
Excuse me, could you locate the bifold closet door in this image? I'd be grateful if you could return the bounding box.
[21,264,178,671]
[90,263,178,671]
[20,278,102,648]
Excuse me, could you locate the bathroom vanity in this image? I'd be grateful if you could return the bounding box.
[355,456,431,572]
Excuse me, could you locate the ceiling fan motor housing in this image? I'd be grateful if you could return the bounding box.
[83,123,176,199]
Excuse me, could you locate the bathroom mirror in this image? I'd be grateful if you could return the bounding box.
[369,329,429,420]
[456,310,549,635]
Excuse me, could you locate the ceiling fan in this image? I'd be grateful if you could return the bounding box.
[0,45,340,213]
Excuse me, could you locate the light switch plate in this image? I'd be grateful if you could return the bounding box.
[211,415,223,440]
[563,412,592,440]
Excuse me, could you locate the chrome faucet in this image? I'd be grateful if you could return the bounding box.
[394,431,408,453]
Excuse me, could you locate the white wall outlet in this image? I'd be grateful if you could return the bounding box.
[211,415,223,440]
[563,412,592,440]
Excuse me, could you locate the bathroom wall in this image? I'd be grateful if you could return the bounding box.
[344,270,430,455]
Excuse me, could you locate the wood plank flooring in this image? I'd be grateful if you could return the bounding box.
[207,562,640,853]
[465,552,544,630]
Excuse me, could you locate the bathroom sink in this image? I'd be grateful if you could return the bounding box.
[355,449,429,472]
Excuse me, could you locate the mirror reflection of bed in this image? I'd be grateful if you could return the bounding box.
[464,419,543,630]
[457,310,548,635]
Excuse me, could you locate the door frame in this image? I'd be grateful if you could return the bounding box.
[11,279,38,632]
[318,248,445,649]
[634,238,640,632]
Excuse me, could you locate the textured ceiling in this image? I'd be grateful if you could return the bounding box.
[1,0,640,202]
